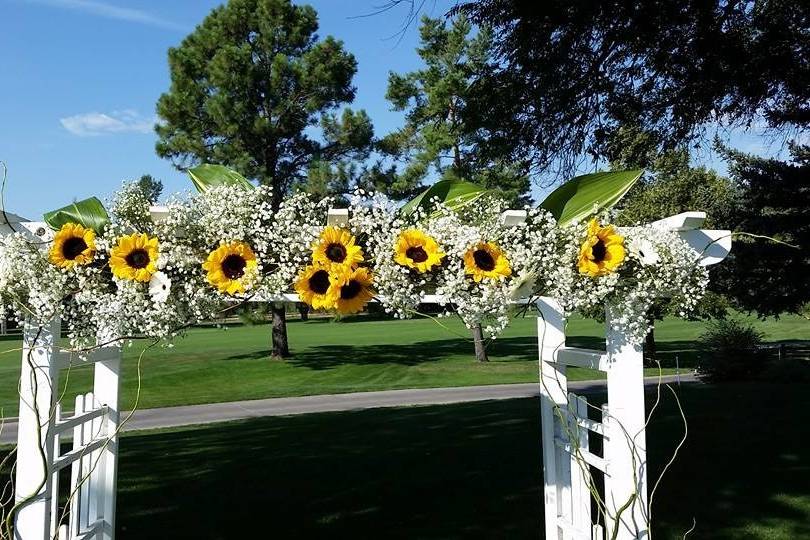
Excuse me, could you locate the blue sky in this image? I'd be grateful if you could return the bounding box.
[0,0,794,219]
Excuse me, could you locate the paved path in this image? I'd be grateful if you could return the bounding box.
[0,374,696,445]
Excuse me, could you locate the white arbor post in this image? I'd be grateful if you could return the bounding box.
[15,318,61,540]
[603,305,648,539]
[538,212,731,539]
[14,316,121,540]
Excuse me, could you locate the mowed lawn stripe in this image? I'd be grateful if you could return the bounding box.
[0,313,806,416]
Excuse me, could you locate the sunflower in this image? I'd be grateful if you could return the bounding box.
[463,242,512,282]
[312,226,364,267]
[203,241,258,295]
[393,229,445,273]
[577,218,626,277]
[109,233,159,282]
[333,266,374,315]
[48,223,96,268]
[294,263,339,310]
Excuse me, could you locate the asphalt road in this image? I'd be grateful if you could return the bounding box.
[0,374,695,445]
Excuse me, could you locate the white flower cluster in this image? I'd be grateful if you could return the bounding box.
[0,182,712,348]
[0,232,68,325]
[349,192,567,338]
[554,218,709,345]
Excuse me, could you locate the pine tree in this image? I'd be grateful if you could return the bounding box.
[382,15,532,361]
[155,0,374,358]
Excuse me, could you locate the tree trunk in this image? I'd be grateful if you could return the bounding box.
[271,302,290,359]
[644,312,657,366]
[472,323,489,362]
[297,303,309,321]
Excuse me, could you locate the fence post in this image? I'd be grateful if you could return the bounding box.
[537,297,567,540]
[603,305,649,539]
[15,317,61,540]
[93,347,121,540]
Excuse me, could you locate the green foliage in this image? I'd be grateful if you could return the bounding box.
[717,142,810,316]
[614,129,742,229]
[379,15,531,206]
[43,197,109,233]
[400,178,489,216]
[611,126,742,320]
[155,0,373,207]
[458,1,810,173]
[187,164,254,192]
[540,170,642,226]
[135,174,163,204]
[697,319,766,381]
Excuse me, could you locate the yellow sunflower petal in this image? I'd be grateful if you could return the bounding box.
[203,241,257,294]
[464,242,511,282]
[110,233,159,282]
[333,266,374,314]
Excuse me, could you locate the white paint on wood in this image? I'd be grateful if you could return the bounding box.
[15,318,121,540]
[15,318,61,540]
[537,297,568,540]
[677,229,732,266]
[649,211,706,231]
[603,304,649,540]
[326,208,349,227]
[501,209,527,226]
[556,348,610,372]
[93,351,121,540]
[148,206,170,223]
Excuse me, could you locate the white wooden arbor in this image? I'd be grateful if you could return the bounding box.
[537,213,731,540]
[11,211,730,540]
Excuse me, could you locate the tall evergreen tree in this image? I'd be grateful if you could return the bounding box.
[717,143,810,317]
[380,15,531,208]
[382,15,531,362]
[155,0,374,358]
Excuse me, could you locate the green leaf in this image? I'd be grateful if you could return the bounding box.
[43,197,109,233]
[187,164,254,192]
[400,179,489,216]
[539,169,643,225]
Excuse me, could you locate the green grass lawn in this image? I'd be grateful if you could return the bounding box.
[0,312,806,416]
[1,382,788,538]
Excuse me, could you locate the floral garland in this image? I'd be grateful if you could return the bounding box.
[0,183,709,348]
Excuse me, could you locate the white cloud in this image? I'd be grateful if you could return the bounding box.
[60,110,156,137]
[23,0,185,31]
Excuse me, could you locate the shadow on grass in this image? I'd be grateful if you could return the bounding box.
[116,400,542,539]
[2,384,808,538]
[101,383,810,539]
[224,334,711,370]
[224,335,543,369]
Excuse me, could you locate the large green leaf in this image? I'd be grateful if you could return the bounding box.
[539,169,643,225]
[43,197,109,232]
[400,179,489,216]
[187,164,254,192]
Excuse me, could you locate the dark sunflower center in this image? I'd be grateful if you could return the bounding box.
[473,249,496,271]
[125,249,150,269]
[221,255,247,280]
[308,270,331,294]
[62,237,88,260]
[325,243,347,263]
[405,246,428,263]
[340,279,362,300]
[591,240,607,262]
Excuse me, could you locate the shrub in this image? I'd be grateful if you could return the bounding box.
[697,319,766,381]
